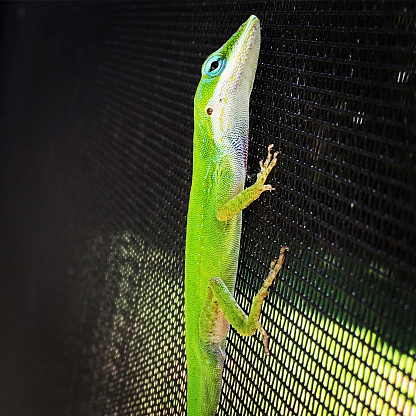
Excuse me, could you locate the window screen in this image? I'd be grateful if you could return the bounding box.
[0,2,415,416]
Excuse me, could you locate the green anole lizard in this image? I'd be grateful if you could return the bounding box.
[185,15,288,416]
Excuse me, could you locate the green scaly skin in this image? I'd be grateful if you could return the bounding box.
[185,15,288,415]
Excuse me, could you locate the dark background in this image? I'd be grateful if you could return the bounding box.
[0,3,93,414]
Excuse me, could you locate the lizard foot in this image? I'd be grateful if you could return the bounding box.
[257,144,279,191]
[258,247,289,355]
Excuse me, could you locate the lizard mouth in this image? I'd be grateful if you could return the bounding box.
[217,15,261,103]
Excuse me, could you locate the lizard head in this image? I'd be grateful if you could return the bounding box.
[194,15,261,160]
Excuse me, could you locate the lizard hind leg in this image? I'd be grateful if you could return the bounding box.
[261,246,289,293]
[207,246,289,355]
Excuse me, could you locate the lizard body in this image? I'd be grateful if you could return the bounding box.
[185,15,287,415]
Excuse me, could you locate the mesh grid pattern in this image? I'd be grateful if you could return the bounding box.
[1,1,415,416]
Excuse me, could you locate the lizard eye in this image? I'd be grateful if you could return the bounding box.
[203,55,226,77]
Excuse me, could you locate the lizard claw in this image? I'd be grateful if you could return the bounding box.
[280,246,289,255]
[257,144,280,185]
[259,325,269,356]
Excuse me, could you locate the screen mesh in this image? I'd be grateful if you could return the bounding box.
[0,2,415,416]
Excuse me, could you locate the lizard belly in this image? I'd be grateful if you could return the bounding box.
[199,299,230,346]
[209,308,230,345]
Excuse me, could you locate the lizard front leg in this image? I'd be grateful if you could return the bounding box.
[216,144,279,221]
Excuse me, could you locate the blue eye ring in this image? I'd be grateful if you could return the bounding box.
[203,55,226,77]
